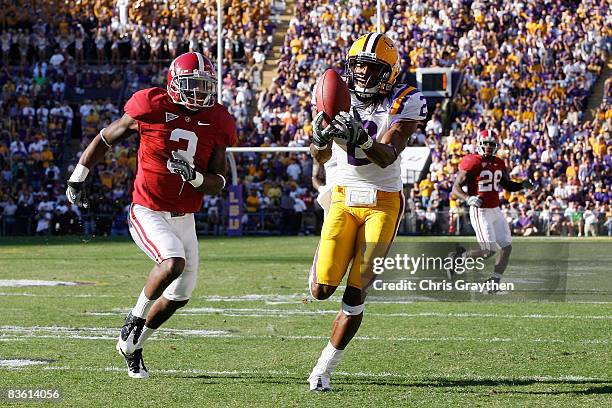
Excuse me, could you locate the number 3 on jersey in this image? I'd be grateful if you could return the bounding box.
[170,129,198,164]
[347,121,378,166]
[479,169,502,192]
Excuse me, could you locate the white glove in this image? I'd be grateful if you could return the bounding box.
[466,196,483,208]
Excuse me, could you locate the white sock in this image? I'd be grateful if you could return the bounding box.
[135,326,156,349]
[131,288,154,319]
[311,341,345,377]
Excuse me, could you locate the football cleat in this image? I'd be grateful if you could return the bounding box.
[116,312,146,356]
[308,374,331,392]
[481,276,507,295]
[116,345,149,379]
[446,245,466,281]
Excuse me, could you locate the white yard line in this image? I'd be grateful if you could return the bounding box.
[0,280,86,287]
[0,326,607,345]
[33,365,610,383]
[84,307,612,320]
[1,291,609,305]
[0,359,51,368]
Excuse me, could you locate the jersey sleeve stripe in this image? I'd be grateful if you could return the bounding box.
[390,86,417,115]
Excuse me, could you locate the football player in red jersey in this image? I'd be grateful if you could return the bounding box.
[66,52,237,378]
[450,129,533,292]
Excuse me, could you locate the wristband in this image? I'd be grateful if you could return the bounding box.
[312,143,328,150]
[188,171,204,188]
[99,128,112,148]
[359,136,374,150]
[69,164,90,182]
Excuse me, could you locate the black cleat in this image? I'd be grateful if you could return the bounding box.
[116,346,149,379]
[481,276,507,295]
[116,312,146,356]
[309,376,331,392]
[446,245,466,281]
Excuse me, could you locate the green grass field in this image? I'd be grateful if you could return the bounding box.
[0,236,610,407]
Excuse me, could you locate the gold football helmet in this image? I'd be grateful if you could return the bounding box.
[346,33,401,99]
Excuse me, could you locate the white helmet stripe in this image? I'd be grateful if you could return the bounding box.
[170,58,176,76]
[195,52,205,72]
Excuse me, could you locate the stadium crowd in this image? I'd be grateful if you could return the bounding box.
[0,0,610,237]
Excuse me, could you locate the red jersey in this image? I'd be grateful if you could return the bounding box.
[124,87,237,213]
[459,154,507,208]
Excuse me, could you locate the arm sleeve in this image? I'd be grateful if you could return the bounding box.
[389,86,428,123]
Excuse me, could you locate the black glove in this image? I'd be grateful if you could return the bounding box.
[66,181,89,208]
[312,111,341,148]
[167,151,196,181]
[522,179,535,190]
[331,111,371,147]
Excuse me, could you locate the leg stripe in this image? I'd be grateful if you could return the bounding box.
[391,190,406,241]
[310,243,320,286]
[473,208,490,251]
[471,207,483,243]
[130,205,162,262]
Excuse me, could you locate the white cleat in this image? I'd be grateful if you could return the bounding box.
[116,343,149,379]
[308,373,331,392]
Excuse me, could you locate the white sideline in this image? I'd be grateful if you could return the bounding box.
[0,326,608,345]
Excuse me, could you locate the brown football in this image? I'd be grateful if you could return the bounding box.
[314,69,351,126]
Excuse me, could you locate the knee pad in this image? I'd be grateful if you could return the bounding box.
[341,301,364,316]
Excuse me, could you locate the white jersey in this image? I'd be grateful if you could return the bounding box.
[332,84,427,192]
[323,151,337,187]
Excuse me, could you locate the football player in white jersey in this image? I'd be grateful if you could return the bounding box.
[307,33,428,391]
[312,152,337,216]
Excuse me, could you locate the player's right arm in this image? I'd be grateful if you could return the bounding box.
[66,113,138,207]
[309,110,335,165]
[78,114,138,168]
[311,161,325,191]
[454,156,482,207]
[452,169,470,201]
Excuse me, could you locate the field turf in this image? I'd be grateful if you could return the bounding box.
[0,236,610,407]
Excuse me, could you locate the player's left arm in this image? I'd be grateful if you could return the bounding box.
[198,147,227,195]
[167,147,228,195]
[500,169,533,192]
[363,120,419,168]
[332,88,426,168]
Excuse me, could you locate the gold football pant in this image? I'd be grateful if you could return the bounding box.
[310,186,404,290]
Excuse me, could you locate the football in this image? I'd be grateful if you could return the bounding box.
[314,69,351,126]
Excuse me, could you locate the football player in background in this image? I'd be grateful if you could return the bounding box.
[307,33,427,391]
[449,129,533,292]
[66,52,236,378]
